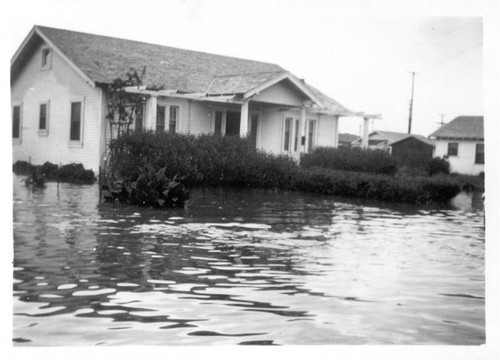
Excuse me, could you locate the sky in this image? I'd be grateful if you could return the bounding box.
[2,0,491,138]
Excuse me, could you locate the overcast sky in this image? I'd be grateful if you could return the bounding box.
[2,0,494,137]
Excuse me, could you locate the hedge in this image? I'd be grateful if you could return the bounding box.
[106,131,463,204]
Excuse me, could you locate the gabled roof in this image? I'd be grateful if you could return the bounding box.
[352,130,409,144]
[338,133,360,143]
[13,25,284,93]
[390,134,435,147]
[429,116,484,140]
[11,25,355,114]
[206,71,285,95]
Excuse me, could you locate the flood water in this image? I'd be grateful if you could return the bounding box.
[12,176,485,345]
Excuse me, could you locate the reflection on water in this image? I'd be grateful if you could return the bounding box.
[13,177,485,345]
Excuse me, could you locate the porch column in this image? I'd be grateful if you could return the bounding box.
[362,116,370,148]
[240,101,249,137]
[145,95,157,130]
[332,115,339,148]
[300,106,306,152]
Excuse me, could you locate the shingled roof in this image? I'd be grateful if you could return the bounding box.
[429,116,484,140]
[16,25,285,93]
[11,25,353,115]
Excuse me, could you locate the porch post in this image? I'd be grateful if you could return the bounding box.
[362,116,370,148]
[240,101,249,137]
[332,115,339,148]
[300,106,306,152]
[145,95,157,130]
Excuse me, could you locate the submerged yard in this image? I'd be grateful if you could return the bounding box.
[13,176,485,345]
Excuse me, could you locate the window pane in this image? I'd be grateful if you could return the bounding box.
[70,102,81,141]
[447,142,458,156]
[39,104,47,130]
[475,143,484,164]
[284,117,292,151]
[308,120,316,152]
[214,111,223,135]
[156,106,165,132]
[294,119,300,151]
[135,106,143,131]
[12,106,20,138]
[169,106,178,133]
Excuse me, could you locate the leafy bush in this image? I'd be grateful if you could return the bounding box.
[13,161,95,184]
[427,157,450,176]
[301,146,398,176]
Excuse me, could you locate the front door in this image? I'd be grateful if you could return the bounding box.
[225,111,240,136]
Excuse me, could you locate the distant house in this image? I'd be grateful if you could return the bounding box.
[11,25,375,172]
[390,135,435,168]
[338,133,359,147]
[351,130,412,152]
[428,116,484,175]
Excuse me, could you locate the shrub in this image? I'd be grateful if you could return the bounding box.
[107,131,299,189]
[427,157,450,176]
[291,168,461,204]
[12,160,35,175]
[301,146,398,176]
[13,160,95,184]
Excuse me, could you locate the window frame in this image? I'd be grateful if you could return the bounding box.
[306,119,317,153]
[169,105,179,133]
[69,98,85,147]
[447,142,459,157]
[38,101,50,136]
[475,143,485,164]
[12,102,22,143]
[212,108,226,136]
[156,105,166,132]
[41,47,52,70]
[283,116,294,153]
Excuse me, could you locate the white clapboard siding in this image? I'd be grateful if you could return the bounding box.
[12,40,103,172]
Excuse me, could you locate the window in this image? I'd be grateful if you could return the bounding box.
[70,102,82,141]
[41,48,51,69]
[214,110,223,135]
[156,105,165,132]
[307,120,317,152]
[135,106,143,131]
[294,119,300,152]
[447,142,458,156]
[39,102,49,135]
[12,105,21,139]
[169,106,179,133]
[283,117,293,152]
[475,143,484,164]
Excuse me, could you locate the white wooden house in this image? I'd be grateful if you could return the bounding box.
[11,26,375,172]
[428,116,484,175]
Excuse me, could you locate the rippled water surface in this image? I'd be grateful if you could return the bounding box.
[13,177,485,345]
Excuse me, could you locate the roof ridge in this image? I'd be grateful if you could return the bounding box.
[211,70,286,78]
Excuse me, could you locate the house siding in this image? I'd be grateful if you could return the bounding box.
[11,41,103,172]
[434,139,484,175]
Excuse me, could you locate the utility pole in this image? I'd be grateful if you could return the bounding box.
[438,113,446,127]
[408,71,417,134]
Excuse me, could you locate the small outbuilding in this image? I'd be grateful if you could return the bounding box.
[390,135,435,168]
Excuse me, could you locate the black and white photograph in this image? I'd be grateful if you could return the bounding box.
[2,0,499,356]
